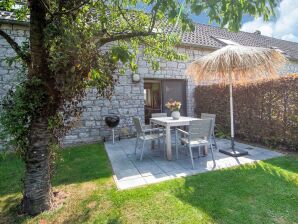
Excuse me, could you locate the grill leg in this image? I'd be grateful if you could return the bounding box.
[112,128,115,144]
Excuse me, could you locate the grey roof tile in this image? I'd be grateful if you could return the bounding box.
[0,10,29,24]
[175,23,298,60]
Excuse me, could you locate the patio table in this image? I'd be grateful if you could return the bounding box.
[150,116,200,160]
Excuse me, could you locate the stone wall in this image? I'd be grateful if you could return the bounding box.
[1,23,298,146]
[0,24,29,102]
[63,46,211,145]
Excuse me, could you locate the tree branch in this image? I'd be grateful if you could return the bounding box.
[98,31,157,45]
[117,4,134,30]
[149,0,161,32]
[45,0,91,24]
[0,29,31,66]
[54,0,91,16]
[38,0,53,17]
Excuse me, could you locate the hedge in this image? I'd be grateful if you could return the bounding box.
[195,74,298,151]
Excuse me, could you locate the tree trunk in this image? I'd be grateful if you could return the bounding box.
[22,1,54,215]
[22,117,52,215]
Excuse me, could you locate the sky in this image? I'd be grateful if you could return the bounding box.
[191,0,298,43]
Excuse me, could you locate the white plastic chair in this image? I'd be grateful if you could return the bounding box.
[175,119,216,169]
[133,117,165,161]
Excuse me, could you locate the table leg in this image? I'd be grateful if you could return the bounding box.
[203,145,208,156]
[150,120,155,150]
[166,125,172,160]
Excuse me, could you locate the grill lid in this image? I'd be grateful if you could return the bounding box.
[105,115,120,128]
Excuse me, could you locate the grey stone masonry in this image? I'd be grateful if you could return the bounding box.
[1,23,298,147]
[0,24,29,102]
[63,46,211,145]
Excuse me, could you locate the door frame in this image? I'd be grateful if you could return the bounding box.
[144,79,163,113]
[161,79,187,116]
[144,78,188,116]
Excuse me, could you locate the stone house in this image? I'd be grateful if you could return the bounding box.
[1,11,298,146]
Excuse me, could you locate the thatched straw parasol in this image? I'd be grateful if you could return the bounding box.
[186,45,286,157]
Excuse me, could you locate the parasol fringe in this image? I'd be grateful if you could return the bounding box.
[186,45,287,85]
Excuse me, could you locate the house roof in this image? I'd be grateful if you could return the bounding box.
[169,23,298,61]
[0,10,28,25]
[1,10,298,61]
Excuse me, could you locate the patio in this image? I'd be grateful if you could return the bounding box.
[105,137,283,190]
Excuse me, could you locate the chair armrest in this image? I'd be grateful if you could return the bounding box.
[144,127,164,133]
[176,128,189,136]
[143,124,152,129]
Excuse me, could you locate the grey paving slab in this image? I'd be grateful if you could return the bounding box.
[117,177,146,189]
[114,168,142,181]
[108,151,128,162]
[143,173,173,184]
[105,138,283,190]
[132,159,165,176]
[112,159,136,171]
[153,159,186,173]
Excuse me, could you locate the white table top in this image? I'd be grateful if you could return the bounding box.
[150,116,201,127]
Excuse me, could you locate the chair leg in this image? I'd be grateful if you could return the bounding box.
[134,136,139,155]
[188,145,195,169]
[175,128,178,160]
[158,137,160,150]
[213,135,218,150]
[140,140,145,161]
[163,135,166,159]
[152,140,155,150]
[198,146,201,158]
[210,143,216,168]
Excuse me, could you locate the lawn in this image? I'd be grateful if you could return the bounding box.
[0,144,297,224]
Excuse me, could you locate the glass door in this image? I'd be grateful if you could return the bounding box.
[144,79,187,124]
[162,79,187,116]
[144,80,162,124]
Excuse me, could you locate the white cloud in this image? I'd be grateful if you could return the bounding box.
[281,33,298,42]
[241,0,298,43]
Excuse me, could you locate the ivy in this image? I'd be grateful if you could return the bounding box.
[0,78,48,156]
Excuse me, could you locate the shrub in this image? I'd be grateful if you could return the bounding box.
[195,74,298,151]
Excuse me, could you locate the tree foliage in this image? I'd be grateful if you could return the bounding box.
[0,0,280,215]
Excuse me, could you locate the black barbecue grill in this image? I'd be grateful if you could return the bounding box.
[105,115,120,143]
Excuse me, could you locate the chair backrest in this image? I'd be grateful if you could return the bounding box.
[133,117,144,134]
[188,119,212,140]
[201,113,216,133]
[151,113,167,118]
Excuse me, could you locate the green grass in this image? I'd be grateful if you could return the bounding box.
[0,144,297,224]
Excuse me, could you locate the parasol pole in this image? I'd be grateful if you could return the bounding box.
[229,72,235,150]
[219,72,248,157]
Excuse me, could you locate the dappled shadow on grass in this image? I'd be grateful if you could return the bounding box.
[263,155,298,174]
[0,143,113,223]
[60,204,122,224]
[0,153,24,197]
[174,156,298,224]
[52,143,112,187]
[51,182,119,224]
[0,143,112,197]
[60,205,94,224]
[0,194,21,223]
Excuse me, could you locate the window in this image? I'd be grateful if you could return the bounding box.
[270,46,285,54]
[212,36,240,46]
